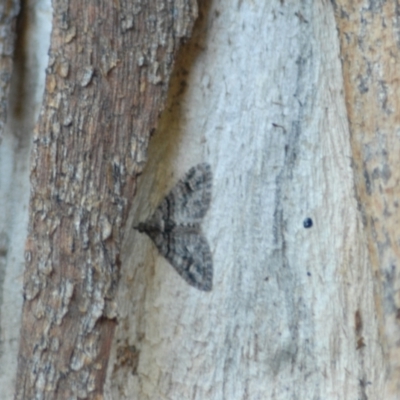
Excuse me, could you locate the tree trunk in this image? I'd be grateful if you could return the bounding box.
[1,1,400,399]
[0,1,50,397]
[0,0,19,142]
[334,3,400,398]
[13,0,197,399]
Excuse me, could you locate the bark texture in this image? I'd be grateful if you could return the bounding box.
[15,0,197,398]
[106,2,384,399]
[334,4,400,398]
[0,1,50,397]
[10,1,400,399]
[0,0,20,141]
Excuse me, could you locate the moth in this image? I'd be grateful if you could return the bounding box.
[135,163,213,291]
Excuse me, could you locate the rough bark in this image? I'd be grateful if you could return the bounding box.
[0,0,20,141]
[333,3,400,398]
[7,1,400,399]
[0,1,51,397]
[15,1,197,399]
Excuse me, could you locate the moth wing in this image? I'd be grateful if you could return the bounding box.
[163,163,212,225]
[160,230,213,292]
[141,198,169,231]
[137,163,213,292]
[144,228,169,260]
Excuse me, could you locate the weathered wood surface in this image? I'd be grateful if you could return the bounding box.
[15,0,197,398]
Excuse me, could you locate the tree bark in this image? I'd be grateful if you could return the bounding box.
[0,1,50,397]
[334,3,400,398]
[15,1,197,398]
[0,0,19,141]
[106,2,386,399]
[3,1,400,399]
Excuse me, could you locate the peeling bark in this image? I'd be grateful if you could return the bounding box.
[15,1,197,398]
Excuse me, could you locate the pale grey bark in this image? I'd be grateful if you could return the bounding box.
[107,2,384,399]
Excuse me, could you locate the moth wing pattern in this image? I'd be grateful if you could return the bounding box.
[144,227,169,261]
[136,163,213,291]
[141,196,169,232]
[163,229,213,292]
[162,162,212,225]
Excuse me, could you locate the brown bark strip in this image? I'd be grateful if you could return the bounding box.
[333,3,400,397]
[0,0,20,142]
[15,0,197,398]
